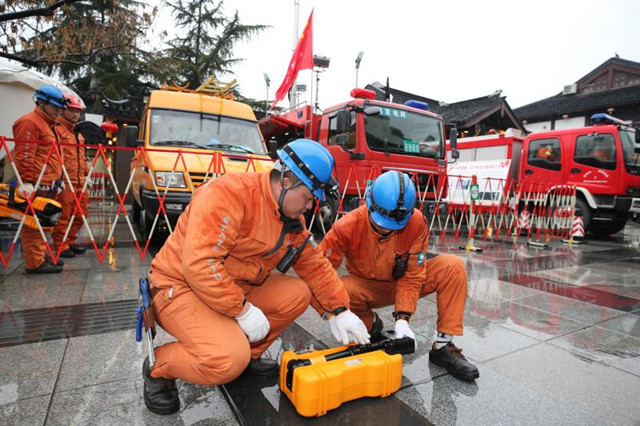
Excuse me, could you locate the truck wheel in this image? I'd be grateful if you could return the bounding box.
[131,196,141,222]
[591,217,627,237]
[139,209,153,242]
[305,197,338,233]
[574,198,592,231]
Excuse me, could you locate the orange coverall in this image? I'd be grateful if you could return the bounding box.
[12,108,63,269]
[52,117,89,253]
[148,172,349,385]
[320,205,468,336]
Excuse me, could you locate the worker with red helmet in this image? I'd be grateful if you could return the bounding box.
[52,94,90,258]
[12,85,68,273]
[319,171,479,381]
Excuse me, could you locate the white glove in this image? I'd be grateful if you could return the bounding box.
[235,303,270,343]
[394,319,417,350]
[85,177,93,191]
[19,183,35,197]
[328,310,370,345]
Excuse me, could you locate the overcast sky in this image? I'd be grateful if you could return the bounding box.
[152,0,640,111]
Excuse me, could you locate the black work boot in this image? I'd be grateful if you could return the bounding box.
[142,357,180,415]
[44,253,63,266]
[429,342,479,381]
[70,244,86,254]
[26,262,62,274]
[60,249,75,258]
[369,313,384,343]
[244,357,278,376]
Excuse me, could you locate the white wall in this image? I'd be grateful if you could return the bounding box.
[524,121,552,133]
[554,116,585,129]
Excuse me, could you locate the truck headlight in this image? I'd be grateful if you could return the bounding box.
[155,171,186,188]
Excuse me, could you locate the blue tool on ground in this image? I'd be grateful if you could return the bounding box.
[136,278,156,367]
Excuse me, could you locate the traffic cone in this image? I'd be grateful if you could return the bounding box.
[517,210,530,234]
[563,212,587,245]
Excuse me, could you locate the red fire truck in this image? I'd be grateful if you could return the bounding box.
[452,114,640,236]
[259,88,456,227]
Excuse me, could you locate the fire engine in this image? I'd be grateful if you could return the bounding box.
[259,88,457,228]
[451,114,640,236]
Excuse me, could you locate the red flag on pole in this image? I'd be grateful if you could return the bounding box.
[270,10,313,110]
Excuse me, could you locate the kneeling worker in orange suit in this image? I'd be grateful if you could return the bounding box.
[143,139,370,415]
[319,171,479,381]
[52,94,90,258]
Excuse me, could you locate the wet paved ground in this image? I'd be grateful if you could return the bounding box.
[1,202,639,425]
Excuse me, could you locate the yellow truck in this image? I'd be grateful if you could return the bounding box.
[123,78,272,241]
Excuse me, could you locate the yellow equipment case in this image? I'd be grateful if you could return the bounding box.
[279,337,415,417]
[0,183,62,230]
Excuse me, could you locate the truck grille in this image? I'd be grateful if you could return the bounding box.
[188,172,217,187]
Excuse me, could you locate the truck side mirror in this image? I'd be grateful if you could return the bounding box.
[449,127,459,159]
[363,106,381,116]
[268,140,278,158]
[124,126,141,147]
[335,109,350,133]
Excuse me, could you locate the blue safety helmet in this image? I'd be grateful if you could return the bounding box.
[366,171,417,230]
[276,139,338,201]
[34,85,68,108]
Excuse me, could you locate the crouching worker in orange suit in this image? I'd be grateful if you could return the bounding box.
[52,94,90,258]
[319,171,479,381]
[143,139,370,415]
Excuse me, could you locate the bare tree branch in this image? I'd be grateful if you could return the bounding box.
[0,40,134,66]
[0,0,83,23]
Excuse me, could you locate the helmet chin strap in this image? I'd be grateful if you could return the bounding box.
[277,169,303,218]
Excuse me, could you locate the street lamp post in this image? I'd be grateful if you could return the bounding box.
[313,55,330,113]
[263,73,270,113]
[355,51,364,87]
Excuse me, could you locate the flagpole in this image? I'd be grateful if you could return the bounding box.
[291,0,300,108]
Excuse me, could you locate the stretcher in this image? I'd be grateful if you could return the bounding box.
[0,183,62,230]
[279,336,415,417]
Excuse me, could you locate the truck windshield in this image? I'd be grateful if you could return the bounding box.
[149,109,266,155]
[620,129,640,172]
[364,107,444,158]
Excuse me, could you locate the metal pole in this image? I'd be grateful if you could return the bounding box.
[291,0,300,108]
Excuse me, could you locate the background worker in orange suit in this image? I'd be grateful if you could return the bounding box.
[52,94,90,258]
[319,171,479,381]
[12,85,68,274]
[142,139,369,415]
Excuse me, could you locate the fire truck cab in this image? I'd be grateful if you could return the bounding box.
[260,89,454,226]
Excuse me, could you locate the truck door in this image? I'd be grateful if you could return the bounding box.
[324,109,369,197]
[521,137,564,191]
[569,131,620,195]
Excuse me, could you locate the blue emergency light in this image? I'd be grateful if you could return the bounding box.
[404,100,429,111]
[591,113,632,126]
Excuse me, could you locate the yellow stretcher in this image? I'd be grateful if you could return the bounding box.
[279,337,415,417]
[0,184,62,230]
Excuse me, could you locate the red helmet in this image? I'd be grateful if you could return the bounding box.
[64,94,85,111]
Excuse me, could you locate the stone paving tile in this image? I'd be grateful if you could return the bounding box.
[0,339,66,402]
[549,325,640,377]
[485,342,640,425]
[0,269,89,311]
[515,292,627,325]
[468,277,543,302]
[596,310,640,338]
[0,394,49,426]
[81,270,146,304]
[47,377,236,426]
[396,365,601,426]
[466,298,588,341]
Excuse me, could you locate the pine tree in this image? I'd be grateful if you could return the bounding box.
[159,0,266,89]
